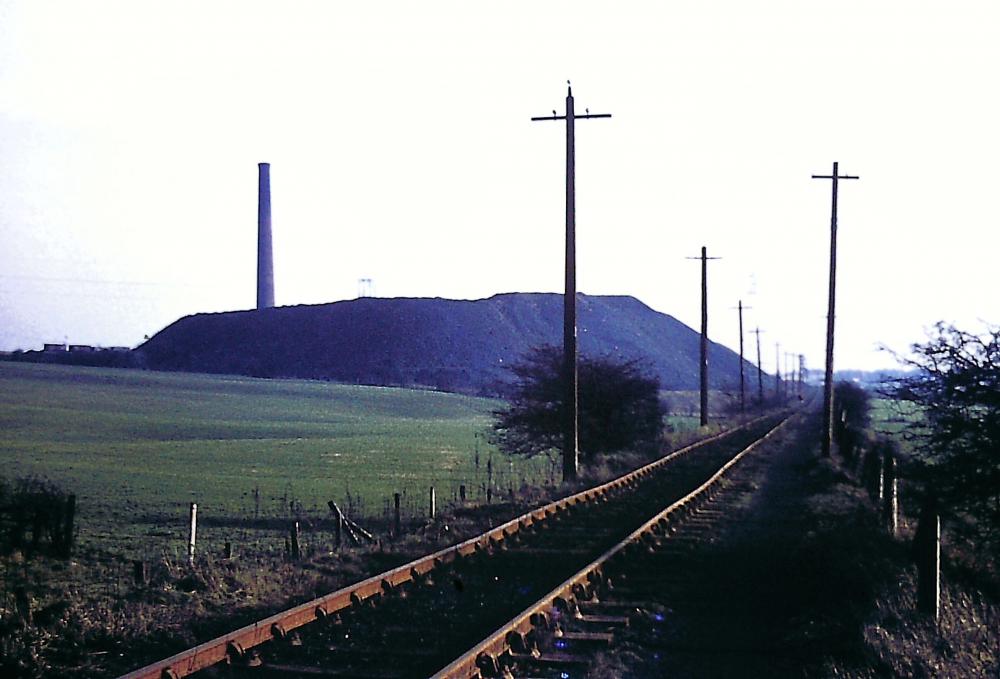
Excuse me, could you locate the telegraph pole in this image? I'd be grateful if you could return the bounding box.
[752,327,764,406]
[687,247,721,426]
[785,352,793,399]
[733,300,752,414]
[813,162,859,457]
[532,82,611,482]
[774,342,782,400]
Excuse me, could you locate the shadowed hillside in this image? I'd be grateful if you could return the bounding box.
[137,293,757,395]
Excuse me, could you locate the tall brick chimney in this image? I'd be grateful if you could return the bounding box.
[257,162,274,309]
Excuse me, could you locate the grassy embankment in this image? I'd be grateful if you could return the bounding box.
[818,396,998,677]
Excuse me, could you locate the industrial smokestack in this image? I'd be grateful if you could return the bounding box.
[257,162,275,309]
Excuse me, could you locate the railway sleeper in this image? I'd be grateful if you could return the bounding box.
[505,547,594,559]
[679,518,723,530]
[528,513,626,533]
[603,582,759,612]
[577,599,652,617]
[316,644,442,660]
[523,522,622,537]
[224,663,407,679]
[533,533,643,552]
[600,582,695,602]
[574,613,629,629]
[514,530,619,548]
[310,624,446,649]
[609,560,705,579]
[520,650,591,672]
[552,630,614,649]
[656,532,714,547]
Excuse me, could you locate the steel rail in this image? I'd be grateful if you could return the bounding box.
[431,409,796,679]
[118,413,779,679]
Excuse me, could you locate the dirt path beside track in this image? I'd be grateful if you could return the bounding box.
[596,408,897,678]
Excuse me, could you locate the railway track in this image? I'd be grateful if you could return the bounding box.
[120,411,793,679]
[435,409,801,679]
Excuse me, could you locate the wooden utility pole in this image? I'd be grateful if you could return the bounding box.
[752,327,764,405]
[785,352,793,399]
[813,162,858,456]
[774,342,781,399]
[733,301,752,414]
[687,247,721,426]
[532,82,611,482]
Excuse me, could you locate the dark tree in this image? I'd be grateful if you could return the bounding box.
[0,476,75,556]
[833,380,870,461]
[888,322,1000,546]
[491,346,665,463]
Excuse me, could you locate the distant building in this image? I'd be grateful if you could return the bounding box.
[39,343,129,354]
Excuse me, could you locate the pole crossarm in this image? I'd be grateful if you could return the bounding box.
[531,84,612,123]
[531,114,611,121]
[812,172,860,180]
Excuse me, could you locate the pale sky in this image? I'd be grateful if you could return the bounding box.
[1,1,997,373]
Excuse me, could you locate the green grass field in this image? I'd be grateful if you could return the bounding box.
[869,396,931,469]
[0,362,551,560]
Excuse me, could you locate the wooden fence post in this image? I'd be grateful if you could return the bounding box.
[915,495,940,620]
[486,458,493,504]
[224,541,233,559]
[459,484,467,503]
[862,449,880,501]
[30,508,42,551]
[290,521,301,560]
[187,502,197,566]
[326,500,344,549]
[393,493,401,538]
[14,586,30,624]
[874,450,885,502]
[133,560,147,585]
[429,487,436,520]
[60,494,76,558]
[509,458,515,500]
[882,454,898,536]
